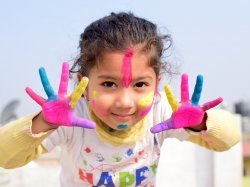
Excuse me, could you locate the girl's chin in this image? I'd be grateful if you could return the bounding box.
[106,124,131,131]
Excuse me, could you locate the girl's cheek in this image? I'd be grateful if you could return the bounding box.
[138,91,154,107]
[139,104,153,117]
[138,91,154,117]
[90,90,109,116]
[90,90,97,108]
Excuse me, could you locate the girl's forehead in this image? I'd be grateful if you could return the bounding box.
[89,50,157,80]
[97,51,149,68]
[92,64,156,81]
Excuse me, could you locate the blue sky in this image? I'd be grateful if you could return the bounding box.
[1,0,250,116]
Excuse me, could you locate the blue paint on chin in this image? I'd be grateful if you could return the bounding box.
[117,124,128,130]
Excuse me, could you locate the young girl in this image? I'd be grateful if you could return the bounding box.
[0,12,240,186]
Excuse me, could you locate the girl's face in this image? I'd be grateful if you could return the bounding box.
[86,50,159,130]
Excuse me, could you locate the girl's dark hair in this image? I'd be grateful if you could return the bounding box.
[70,12,172,77]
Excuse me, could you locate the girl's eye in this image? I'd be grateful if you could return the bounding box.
[102,81,116,88]
[135,82,147,88]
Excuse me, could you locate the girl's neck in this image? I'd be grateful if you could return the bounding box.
[88,107,147,146]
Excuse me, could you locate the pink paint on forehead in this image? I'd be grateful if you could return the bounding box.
[122,49,133,88]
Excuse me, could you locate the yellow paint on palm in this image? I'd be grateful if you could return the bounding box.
[70,77,89,108]
[164,84,178,112]
[138,91,154,107]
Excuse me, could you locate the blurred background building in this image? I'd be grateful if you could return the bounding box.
[0,100,60,187]
[235,101,250,185]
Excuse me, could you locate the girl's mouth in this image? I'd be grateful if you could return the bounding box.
[111,112,134,120]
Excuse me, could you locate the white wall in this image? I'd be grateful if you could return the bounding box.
[156,115,242,187]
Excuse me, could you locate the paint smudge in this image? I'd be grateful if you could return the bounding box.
[138,91,154,107]
[90,90,108,116]
[117,124,128,130]
[139,91,154,117]
[85,147,91,153]
[127,148,134,156]
[140,104,153,117]
[122,49,133,88]
[90,90,97,108]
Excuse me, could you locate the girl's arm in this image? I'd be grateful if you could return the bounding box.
[0,62,96,168]
[0,113,52,169]
[186,109,241,151]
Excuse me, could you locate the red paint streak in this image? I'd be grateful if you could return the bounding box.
[122,49,133,88]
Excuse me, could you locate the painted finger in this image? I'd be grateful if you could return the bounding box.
[150,120,174,133]
[69,77,89,108]
[39,67,56,99]
[181,74,189,102]
[164,84,178,112]
[25,87,46,106]
[201,97,223,111]
[58,62,69,96]
[191,75,203,106]
[71,116,96,129]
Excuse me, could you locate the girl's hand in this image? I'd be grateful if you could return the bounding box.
[151,74,222,133]
[25,62,96,129]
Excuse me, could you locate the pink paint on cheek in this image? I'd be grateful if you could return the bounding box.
[90,100,96,109]
[140,104,153,117]
[122,49,133,88]
[138,91,154,117]
[91,101,109,116]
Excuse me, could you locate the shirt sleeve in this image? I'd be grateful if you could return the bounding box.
[0,112,54,169]
[186,109,241,151]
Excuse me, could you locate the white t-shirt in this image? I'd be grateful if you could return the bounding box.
[42,92,190,187]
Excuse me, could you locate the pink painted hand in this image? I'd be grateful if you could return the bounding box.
[150,74,223,133]
[25,62,96,129]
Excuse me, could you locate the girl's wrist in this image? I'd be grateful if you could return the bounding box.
[32,112,58,134]
[187,113,207,132]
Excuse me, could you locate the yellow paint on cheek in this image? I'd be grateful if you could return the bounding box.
[138,91,154,107]
[90,90,98,108]
[91,90,108,116]
[93,90,97,100]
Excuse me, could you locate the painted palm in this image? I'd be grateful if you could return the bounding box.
[151,74,223,133]
[25,62,95,129]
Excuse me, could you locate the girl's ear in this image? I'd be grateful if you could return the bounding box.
[157,75,162,85]
[77,73,88,100]
[77,73,82,82]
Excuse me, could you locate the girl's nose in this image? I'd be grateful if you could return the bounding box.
[114,89,135,109]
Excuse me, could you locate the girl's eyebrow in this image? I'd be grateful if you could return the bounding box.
[97,75,153,81]
[134,76,153,81]
[97,75,119,80]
